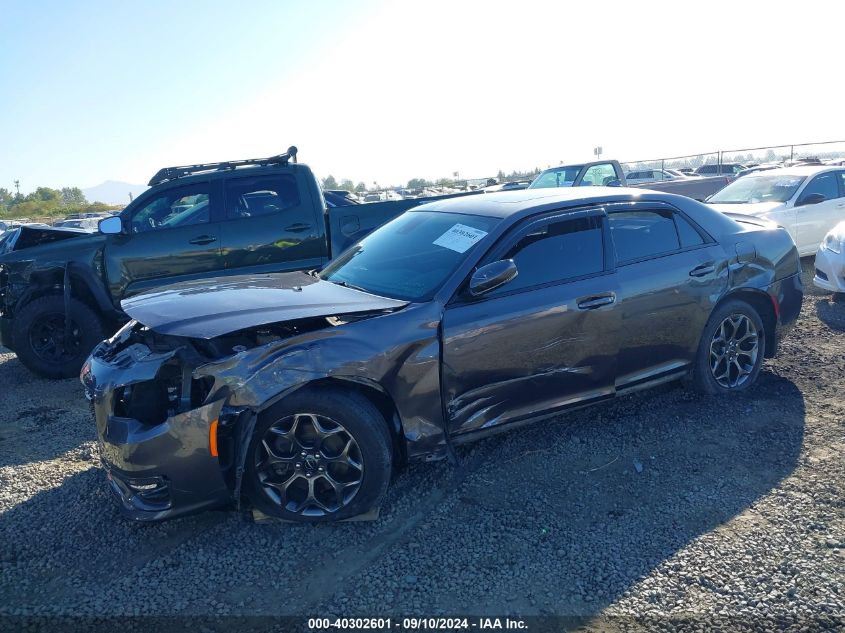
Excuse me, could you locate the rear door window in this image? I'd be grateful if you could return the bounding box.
[225,174,303,219]
[675,214,705,248]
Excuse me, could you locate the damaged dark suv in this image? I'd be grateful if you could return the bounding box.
[82,187,802,522]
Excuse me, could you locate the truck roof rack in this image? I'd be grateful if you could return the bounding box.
[148,146,298,186]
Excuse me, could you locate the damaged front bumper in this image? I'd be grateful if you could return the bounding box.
[81,324,241,521]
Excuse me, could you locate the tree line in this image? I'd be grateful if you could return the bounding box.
[0,186,120,220]
[320,167,542,193]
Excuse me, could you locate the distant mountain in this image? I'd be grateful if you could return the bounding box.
[82,180,148,206]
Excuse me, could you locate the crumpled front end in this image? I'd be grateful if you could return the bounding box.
[81,321,240,521]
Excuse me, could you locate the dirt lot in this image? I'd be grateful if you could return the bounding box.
[1,263,843,631]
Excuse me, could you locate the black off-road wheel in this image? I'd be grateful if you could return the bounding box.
[691,299,765,394]
[245,387,393,523]
[12,294,106,379]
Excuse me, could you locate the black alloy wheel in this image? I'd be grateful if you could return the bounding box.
[12,294,105,379]
[691,299,765,394]
[246,388,393,522]
[708,313,760,389]
[254,412,365,516]
[28,312,85,364]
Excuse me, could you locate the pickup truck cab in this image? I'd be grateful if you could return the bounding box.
[530,160,733,201]
[0,148,464,378]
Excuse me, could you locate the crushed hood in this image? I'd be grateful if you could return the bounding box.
[0,225,94,254]
[121,271,409,338]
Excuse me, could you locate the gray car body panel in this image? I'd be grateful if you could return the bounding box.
[83,188,803,521]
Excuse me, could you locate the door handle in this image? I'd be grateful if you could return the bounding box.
[188,235,217,245]
[689,263,715,277]
[577,293,615,310]
[285,223,312,233]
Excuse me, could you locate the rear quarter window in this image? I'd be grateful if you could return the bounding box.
[609,210,680,262]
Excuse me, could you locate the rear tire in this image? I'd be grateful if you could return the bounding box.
[245,387,393,522]
[691,299,765,395]
[12,294,106,379]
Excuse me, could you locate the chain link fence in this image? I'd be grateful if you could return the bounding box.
[347,140,845,201]
[622,140,845,176]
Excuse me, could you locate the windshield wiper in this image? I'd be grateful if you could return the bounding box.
[330,279,370,293]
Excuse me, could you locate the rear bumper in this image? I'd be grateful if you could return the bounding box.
[82,345,233,522]
[768,271,802,356]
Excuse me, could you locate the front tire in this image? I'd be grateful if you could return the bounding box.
[691,299,765,394]
[12,294,106,379]
[245,387,393,522]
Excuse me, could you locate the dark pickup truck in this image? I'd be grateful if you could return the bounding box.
[0,148,474,378]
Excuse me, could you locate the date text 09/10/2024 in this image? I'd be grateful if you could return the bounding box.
[308,617,528,630]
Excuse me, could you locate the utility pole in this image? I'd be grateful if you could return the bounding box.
[13,180,20,196]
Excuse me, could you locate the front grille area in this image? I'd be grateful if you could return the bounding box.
[107,471,171,511]
[112,370,216,427]
[113,369,181,427]
[98,322,217,426]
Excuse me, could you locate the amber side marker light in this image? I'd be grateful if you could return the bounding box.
[209,419,219,457]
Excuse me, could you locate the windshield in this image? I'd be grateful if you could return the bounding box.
[528,165,583,189]
[319,211,500,301]
[708,174,806,204]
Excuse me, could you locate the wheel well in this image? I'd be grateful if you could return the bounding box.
[261,378,409,466]
[19,270,108,323]
[715,289,777,358]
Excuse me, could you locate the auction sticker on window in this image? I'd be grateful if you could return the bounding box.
[433,224,488,253]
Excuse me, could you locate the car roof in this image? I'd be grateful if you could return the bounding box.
[413,187,683,219]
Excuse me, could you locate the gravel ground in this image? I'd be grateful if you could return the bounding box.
[0,261,843,631]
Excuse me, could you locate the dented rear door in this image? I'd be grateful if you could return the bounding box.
[441,210,620,437]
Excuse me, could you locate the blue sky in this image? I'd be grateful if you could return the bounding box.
[0,0,371,190]
[1,1,841,193]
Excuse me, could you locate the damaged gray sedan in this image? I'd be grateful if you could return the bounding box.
[82,188,803,522]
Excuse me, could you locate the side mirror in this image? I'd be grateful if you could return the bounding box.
[605,179,622,187]
[469,260,518,296]
[796,192,825,207]
[98,216,124,235]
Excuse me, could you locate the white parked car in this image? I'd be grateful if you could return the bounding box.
[814,221,845,295]
[706,166,845,256]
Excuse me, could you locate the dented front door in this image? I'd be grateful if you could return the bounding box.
[441,212,620,438]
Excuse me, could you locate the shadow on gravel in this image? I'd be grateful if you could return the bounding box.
[406,371,809,618]
[0,353,94,468]
[307,371,808,620]
[0,372,807,622]
[815,296,845,331]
